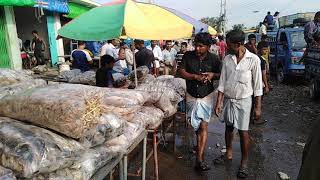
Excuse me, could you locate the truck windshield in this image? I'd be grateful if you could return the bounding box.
[290,31,307,50]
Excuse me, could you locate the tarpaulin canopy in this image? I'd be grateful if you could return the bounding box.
[66,2,90,19]
[0,0,35,6]
[58,0,193,41]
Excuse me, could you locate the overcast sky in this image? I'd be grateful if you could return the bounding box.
[152,0,320,29]
[93,0,320,29]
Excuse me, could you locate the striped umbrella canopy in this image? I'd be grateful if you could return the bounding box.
[58,0,194,41]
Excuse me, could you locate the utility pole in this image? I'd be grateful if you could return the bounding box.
[219,0,227,36]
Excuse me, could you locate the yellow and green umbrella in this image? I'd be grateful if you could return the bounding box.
[58,0,193,41]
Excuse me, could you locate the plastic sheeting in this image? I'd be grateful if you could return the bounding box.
[131,106,164,129]
[0,79,47,99]
[0,117,83,178]
[35,150,119,180]
[0,166,16,180]
[137,77,186,117]
[0,69,34,87]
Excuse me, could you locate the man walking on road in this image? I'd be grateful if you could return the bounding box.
[179,32,221,171]
[214,30,263,178]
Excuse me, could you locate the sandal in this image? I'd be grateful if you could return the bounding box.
[237,167,249,178]
[213,155,232,165]
[195,161,211,172]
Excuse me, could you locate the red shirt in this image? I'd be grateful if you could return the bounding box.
[217,41,226,59]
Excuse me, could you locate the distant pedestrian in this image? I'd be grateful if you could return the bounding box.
[71,41,93,72]
[180,32,221,172]
[217,35,226,59]
[259,21,268,35]
[258,35,271,77]
[244,34,258,54]
[215,30,263,179]
[264,11,274,26]
[100,39,120,59]
[134,39,156,72]
[273,11,280,29]
[31,30,46,65]
[162,40,177,75]
[176,41,188,67]
[210,38,220,56]
[147,40,163,76]
[304,11,320,47]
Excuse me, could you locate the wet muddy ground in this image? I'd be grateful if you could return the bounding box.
[129,81,320,180]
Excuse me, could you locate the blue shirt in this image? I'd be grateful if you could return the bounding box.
[71,49,92,72]
[85,41,102,56]
[265,15,274,25]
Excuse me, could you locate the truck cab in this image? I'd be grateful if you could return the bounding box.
[269,27,307,83]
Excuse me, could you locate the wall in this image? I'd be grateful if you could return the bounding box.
[14,7,50,59]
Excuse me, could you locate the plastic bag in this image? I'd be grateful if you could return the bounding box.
[0,166,16,180]
[128,66,150,84]
[69,71,96,85]
[131,106,164,129]
[34,150,119,180]
[32,65,48,74]
[80,113,124,148]
[0,79,47,99]
[0,117,83,178]
[105,122,144,153]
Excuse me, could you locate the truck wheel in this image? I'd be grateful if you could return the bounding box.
[276,67,285,84]
[309,78,320,99]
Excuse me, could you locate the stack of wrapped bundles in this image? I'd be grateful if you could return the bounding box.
[137,76,186,118]
[0,166,16,180]
[0,84,148,148]
[0,69,47,99]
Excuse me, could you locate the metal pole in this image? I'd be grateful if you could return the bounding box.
[142,136,147,180]
[124,155,128,180]
[131,41,138,87]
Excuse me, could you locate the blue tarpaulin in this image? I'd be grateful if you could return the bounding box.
[34,0,69,14]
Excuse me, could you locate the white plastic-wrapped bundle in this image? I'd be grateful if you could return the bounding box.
[137,77,186,117]
[0,79,47,99]
[69,71,96,85]
[128,66,150,84]
[0,117,83,178]
[34,150,119,180]
[32,65,48,74]
[105,122,144,153]
[0,166,16,180]
[58,69,81,82]
[131,106,164,129]
[0,84,126,143]
[0,69,34,86]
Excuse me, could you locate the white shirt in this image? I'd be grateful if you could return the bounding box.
[259,24,267,35]
[100,43,118,59]
[125,49,134,65]
[162,48,177,66]
[147,45,163,68]
[217,49,263,99]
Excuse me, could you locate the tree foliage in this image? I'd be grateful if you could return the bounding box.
[232,24,246,31]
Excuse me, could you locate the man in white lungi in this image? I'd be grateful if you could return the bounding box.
[179,32,221,171]
[215,30,263,178]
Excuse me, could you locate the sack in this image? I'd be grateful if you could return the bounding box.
[0,69,33,86]
[131,106,164,129]
[69,71,96,85]
[0,117,83,178]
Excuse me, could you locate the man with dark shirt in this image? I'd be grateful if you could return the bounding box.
[179,32,221,171]
[134,39,156,73]
[96,55,115,87]
[31,30,46,65]
[264,11,274,26]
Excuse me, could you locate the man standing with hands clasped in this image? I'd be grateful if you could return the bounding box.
[179,32,221,171]
[214,30,263,178]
